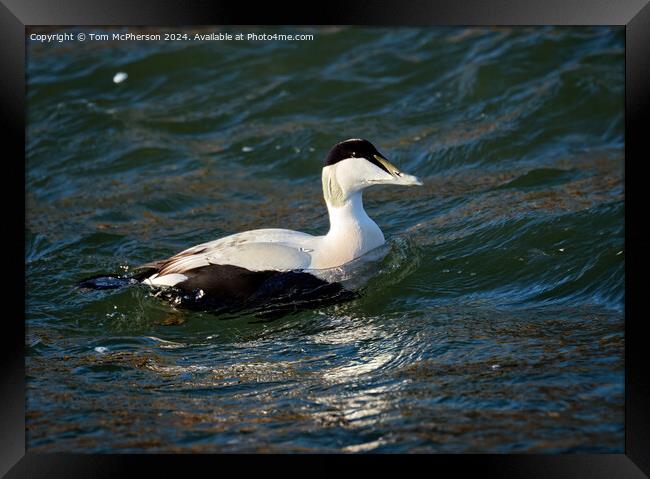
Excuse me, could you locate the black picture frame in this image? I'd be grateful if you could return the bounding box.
[3,0,648,476]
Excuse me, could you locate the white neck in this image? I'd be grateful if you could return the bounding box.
[312,191,385,269]
[325,191,374,236]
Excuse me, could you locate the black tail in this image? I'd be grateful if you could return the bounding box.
[76,275,139,290]
[77,268,157,290]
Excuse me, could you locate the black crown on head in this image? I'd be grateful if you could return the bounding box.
[323,138,391,174]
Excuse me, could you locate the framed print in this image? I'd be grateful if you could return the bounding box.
[2,0,649,476]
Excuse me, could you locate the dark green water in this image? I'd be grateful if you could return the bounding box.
[26,26,624,453]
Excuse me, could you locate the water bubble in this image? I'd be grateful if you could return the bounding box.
[112,72,128,84]
[94,346,109,354]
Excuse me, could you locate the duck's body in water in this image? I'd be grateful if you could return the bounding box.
[79,139,422,316]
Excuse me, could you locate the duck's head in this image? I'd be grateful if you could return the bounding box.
[322,138,422,206]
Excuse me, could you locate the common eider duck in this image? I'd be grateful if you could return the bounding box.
[80,139,422,315]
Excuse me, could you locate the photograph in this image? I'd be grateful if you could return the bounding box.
[25,25,624,453]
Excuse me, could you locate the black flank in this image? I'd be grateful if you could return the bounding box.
[161,264,358,318]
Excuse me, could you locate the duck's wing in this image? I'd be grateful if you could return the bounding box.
[141,229,318,287]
